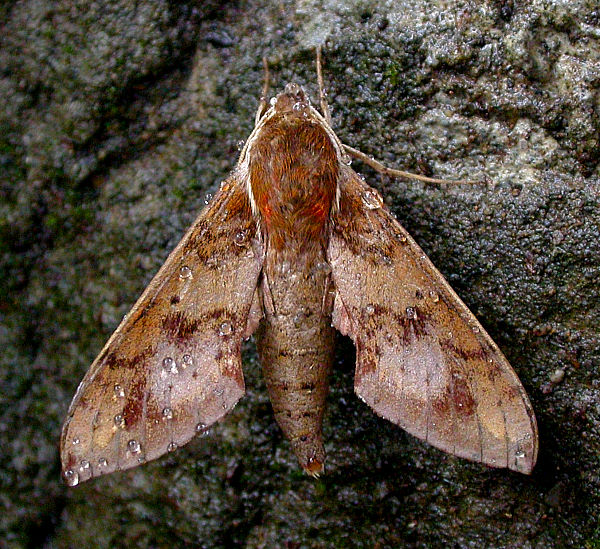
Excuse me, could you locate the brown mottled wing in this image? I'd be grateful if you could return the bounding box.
[328,167,538,474]
[60,171,263,485]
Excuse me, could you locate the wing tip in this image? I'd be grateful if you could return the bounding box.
[355,375,539,475]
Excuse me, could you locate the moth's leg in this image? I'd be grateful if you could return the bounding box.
[319,272,335,319]
[261,266,277,317]
[316,46,332,125]
[255,57,271,125]
[342,144,487,185]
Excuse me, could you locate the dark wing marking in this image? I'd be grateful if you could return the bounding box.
[327,166,538,474]
[60,171,263,484]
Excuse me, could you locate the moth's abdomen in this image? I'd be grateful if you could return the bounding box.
[256,255,335,475]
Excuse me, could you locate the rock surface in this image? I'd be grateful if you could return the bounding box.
[1,1,598,547]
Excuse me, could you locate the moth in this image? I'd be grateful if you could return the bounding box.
[60,50,538,485]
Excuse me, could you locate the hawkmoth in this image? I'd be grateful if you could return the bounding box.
[60,51,538,485]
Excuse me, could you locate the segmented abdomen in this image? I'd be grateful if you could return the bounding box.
[255,255,335,475]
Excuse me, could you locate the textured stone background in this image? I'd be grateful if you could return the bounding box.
[1,1,599,547]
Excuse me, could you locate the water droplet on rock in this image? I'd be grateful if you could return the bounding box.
[550,369,565,384]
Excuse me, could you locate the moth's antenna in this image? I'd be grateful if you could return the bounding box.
[255,56,271,125]
[343,145,487,185]
[316,46,332,126]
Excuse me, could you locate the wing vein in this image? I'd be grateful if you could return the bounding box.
[142,385,148,461]
[502,408,510,469]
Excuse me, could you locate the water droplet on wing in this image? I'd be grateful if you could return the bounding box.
[179,265,192,279]
[361,189,383,209]
[127,439,141,454]
[162,356,178,374]
[219,321,233,337]
[234,230,247,246]
[64,469,79,486]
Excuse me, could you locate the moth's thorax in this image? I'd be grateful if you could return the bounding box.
[248,88,338,252]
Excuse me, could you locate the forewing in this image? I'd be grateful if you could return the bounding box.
[60,172,263,485]
[328,167,538,474]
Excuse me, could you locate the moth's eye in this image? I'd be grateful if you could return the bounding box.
[300,435,308,442]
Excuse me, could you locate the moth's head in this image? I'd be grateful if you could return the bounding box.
[272,83,311,115]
